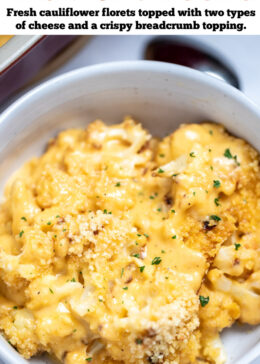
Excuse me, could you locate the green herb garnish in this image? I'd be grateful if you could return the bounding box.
[213,180,221,188]
[224,148,240,166]
[235,243,241,251]
[121,268,124,278]
[210,215,221,222]
[151,257,162,265]
[199,295,209,307]
[214,198,220,206]
[224,148,233,159]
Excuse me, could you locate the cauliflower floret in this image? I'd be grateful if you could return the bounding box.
[207,269,260,325]
[199,283,240,332]
[0,308,40,359]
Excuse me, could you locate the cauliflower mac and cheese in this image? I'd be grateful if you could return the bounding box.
[0,118,259,364]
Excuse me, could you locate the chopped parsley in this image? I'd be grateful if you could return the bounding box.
[224,148,240,166]
[132,253,140,258]
[47,221,52,225]
[149,195,155,199]
[115,182,121,187]
[213,180,221,188]
[224,148,233,159]
[13,306,18,310]
[159,153,165,158]
[135,338,143,345]
[139,266,145,273]
[210,215,221,222]
[171,235,177,239]
[73,329,77,333]
[189,152,195,158]
[235,243,241,251]
[85,358,92,362]
[56,215,60,218]
[144,233,149,238]
[209,130,213,135]
[157,208,162,212]
[151,257,162,265]
[161,250,166,254]
[137,233,142,237]
[199,295,209,307]
[54,235,57,239]
[21,217,27,221]
[193,191,196,196]
[121,268,124,278]
[210,166,213,170]
[172,173,178,177]
[103,209,112,214]
[19,230,24,238]
[158,168,164,173]
[122,287,128,290]
[214,198,220,206]
[71,278,76,282]
[171,209,175,213]
[49,288,54,294]
[233,155,240,166]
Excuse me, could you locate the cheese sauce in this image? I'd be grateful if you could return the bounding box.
[0,119,259,364]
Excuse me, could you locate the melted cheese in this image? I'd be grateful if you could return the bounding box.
[0,118,259,364]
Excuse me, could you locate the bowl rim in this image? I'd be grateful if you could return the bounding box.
[1,60,260,126]
[0,60,260,364]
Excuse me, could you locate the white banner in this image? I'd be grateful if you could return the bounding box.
[0,0,259,35]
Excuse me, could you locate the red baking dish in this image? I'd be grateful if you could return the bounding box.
[0,35,78,105]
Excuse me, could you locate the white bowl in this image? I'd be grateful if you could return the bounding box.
[0,61,260,364]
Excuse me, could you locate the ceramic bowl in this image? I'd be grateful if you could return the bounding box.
[0,61,260,364]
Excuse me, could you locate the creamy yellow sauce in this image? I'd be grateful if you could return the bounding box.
[0,35,13,47]
[0,118,259,364]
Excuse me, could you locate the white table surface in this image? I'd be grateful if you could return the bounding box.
[50,35,260,104]
[1,35,260,364]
